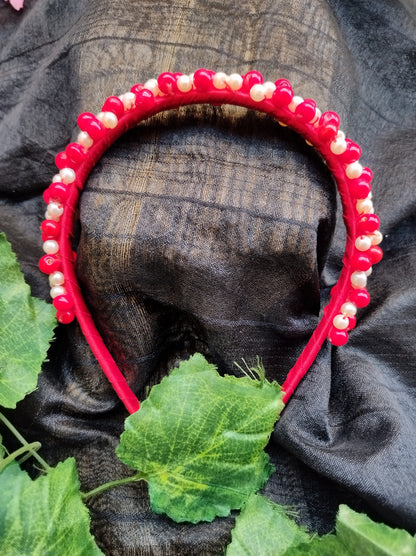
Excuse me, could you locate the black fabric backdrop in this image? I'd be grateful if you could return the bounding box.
[0,0,415,554]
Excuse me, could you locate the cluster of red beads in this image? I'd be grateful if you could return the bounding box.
[39,69,382,409]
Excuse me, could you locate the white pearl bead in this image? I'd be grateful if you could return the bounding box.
[52,174,61,183]
[312,108,321,126]
[50,286,66,298]
[120,92,136,109]
[336,130,345,140]
[177,74,193,92]
[43,239,59,255]
[355,235,372,251]
[46,202,64,220]
[351,271,367,289]
[341,302,357,317]
[77,131,93,149]
[143,79,160,95]
[365,267,373,277]
[356,198,374,214]
[49,271,65,287]
[263,81,276,99]
[59,167,76,184]
[249,84,266,102]
[97,111,118,129]
[370,230,383,245]
[227,73,243,91]
[330,138,347,155]
[333,314,349,330]
[346,162,363,179]
[288,96,303,112]
[213,72,228,89]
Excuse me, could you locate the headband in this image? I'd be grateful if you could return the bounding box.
[39,69,382,414]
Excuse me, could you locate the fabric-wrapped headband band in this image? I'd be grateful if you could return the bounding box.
[38,69,383,414]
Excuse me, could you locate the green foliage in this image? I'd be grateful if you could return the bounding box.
[0,233,56,408]
[226,496,416,556]
[116,353,284,523]
[226,493,310,555]
[0,458,103,556]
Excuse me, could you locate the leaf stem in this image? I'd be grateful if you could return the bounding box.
[0,442,42,472]
[0,411,51,473]
[81,473,145,500]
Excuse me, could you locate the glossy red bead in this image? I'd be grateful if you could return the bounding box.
[43,182,70,204]
[242,70,263,91]
[348,178,371,199]
[134,88,155,109]
[351,252,372,271]
[56,309,75,324]
[53,294,74,311]
[193,69,215,91]
[295,98,316,121]
[347,316,357,331]
[318,111,340,141]
[368,245,383,264]
[77,113,105,141]
[77,112,95,128]
[102,96,125,118]
[39,254,61,274]
[271,79,294,107]
[55,151,77,170]
[338,139,361,164]
[40,220,61,237]
[359,167,373,183]
[357,214,380,235]
[349,288,370,308]
[328,328,349,346]
[157,72,179,94]
[65,142,87,165]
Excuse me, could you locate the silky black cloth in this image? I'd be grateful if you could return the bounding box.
[0,1,415,554]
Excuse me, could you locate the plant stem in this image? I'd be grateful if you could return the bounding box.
[81,473,145,500]
[0,411,51,473]
[0,442,42,472]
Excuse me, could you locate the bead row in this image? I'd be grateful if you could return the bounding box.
[38,69,382,410]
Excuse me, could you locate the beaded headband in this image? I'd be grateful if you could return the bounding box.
[39,69,382,414]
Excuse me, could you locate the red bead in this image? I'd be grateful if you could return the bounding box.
[134,88,155,110]
[347,316,357,331]
[348,178,371,199]
[39,254,61,274]
[53,294,74,311]
[65,143,86,165]
[56,309,75,324]
[40,220,61,237]
[318,111,340,141]
[102,96,125,118]
[349,288,370,308]
[193,69,215,91]
[77,112,105,141]
[271,79,294,107]
[242,70,263,91]
[43,182,70,204]
[360,167,373,183]
[295,98,316,121]
[157,72,179,94]
[357,214,380,234]
[338,139,361,164]
[55,151,77,170]
[351,252,372,271]
[328,328,349,346]
[368,245,383,264]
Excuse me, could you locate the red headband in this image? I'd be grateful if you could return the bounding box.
[39,69,383,414]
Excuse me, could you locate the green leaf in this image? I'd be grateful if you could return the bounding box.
[0,233,56,408]
[0,458,103,555]
[116,353,284,523]
[226,493,310,556]
[285,535,350,555]
[335,504,416,555]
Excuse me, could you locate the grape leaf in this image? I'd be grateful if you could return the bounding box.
[0,233,56,408]
[226,493,310,555]
[116,353,284,523]
[0,458,103,555]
